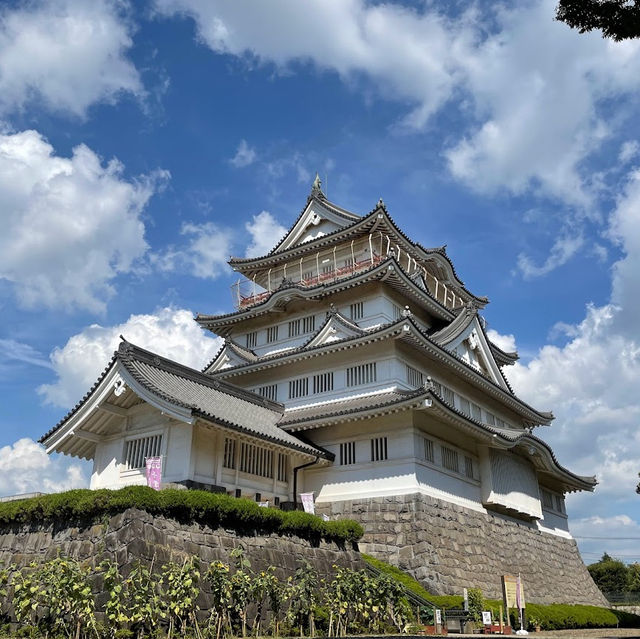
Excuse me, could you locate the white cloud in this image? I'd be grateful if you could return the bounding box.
[619,141,640,164]
[0,0,142,117]
[155,0,640,209]
[516,233,585,279]
[0,129,167,313]
[153,221,232,279]
[0,339,53,371]
[244,211,287,258]
[571,514,640,564]
[38,307,222,408]
[486,329,516,353]
[0,438,89,497]
[229,139,257,168]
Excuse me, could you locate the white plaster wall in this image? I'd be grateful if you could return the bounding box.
[192,425,217,484]
[90,439,123,489]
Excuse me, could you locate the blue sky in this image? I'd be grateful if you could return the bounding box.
[1,0,640,566]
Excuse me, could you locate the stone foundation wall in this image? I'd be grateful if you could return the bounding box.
[0,508,363,615]
[317,493,608,607]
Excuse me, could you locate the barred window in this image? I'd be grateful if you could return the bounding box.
[313,372,334,394]
[239,442,273,478]
[432,380,442,395]
[288,377,309,399]
[541,489,554,509]
[223,437,236,469]
[464,456,474,479]
[321,264,333,275]
[422,437,435,463]
[346,362,377,387]
[349,302,364,320]
[245,331,257,349]
[302,270,314,281]
[406,364,424,387]
[303,315,316,333]
[256,384,278,402]
[266,326,279,343]
[288,319,301,338]
[124,434,162,470]
[555,494,564,513]
[442,386,455,406]
[371,436,388,462]
[485,411,496,426]
[340,441,356,465]
[393,304,403,320]
[471,403,482,421]
[441,446,459,473]
[277,453,288,482]
[343,257,354,268]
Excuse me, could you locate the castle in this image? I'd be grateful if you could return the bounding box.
[40,178,606,605]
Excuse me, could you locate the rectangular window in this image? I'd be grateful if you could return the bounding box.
[277,453,288,482]
[441,446,459,473]
[346,362,377,387]
[471,403,482,421]
[496,417,506,428]
[303,315,316,333]
[423,437,434,463]
[302,270,314,282]
[313,372,334,394]
[288,319,301,338]
[371,436,388,462]
[442,386,455,406]
[541,489,554,509]
[343,257,354,268]
[464,456,474,479]
[239,442,273,478]
[431,380,442,395]
[124,434,162,470]
[266,326,279,343]
[256,384,278,402]
[459,397,471,417]
[555,494,564,513]
[393,304,403,320]
[288,377,309,399]
[245,331,257,349]
[349,302,364,320]
[485,411,496,426]
[340,441,356,465]
[223,437,236,469]
[406,364,424,387]
[321,264,333,275]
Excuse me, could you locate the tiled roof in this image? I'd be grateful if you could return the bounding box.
[41,341,331,459]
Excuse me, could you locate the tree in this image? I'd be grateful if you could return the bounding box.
[636,472,639,494]
[556,0,640,41]
[588,553,629,593]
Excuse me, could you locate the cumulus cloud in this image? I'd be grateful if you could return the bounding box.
[244,211,287,258]
[152,222,232,279]
[229,139,257,168]
[38,307,222,408]
[0,0,142,117]
[0,438,89,497]
[619,141,640,165]
[155,0,640,210]
[0,129,167,313]
[486,329,516,354]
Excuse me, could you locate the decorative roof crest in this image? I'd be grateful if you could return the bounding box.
[310,173,325,199]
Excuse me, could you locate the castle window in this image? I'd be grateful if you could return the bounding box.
[459,397,471,417]
[313,372,334,394]
[422,437,435,463]
[393,304,403,320]
[302,270,314,281]
[555,494,565,513]
[256,384,278,402]
[441,446,459,473]
[288,319,301,337]
[303,315,316,333]
[245,331,257,349]
[239,442,273,478]
[321,264,333,275]
[346,362,377,387]
[223,437,236,469]
[471,403,482,421]
[288,377,309,399]
[485,411,496,426]
[266,326,279,343]
[464,455,474,479]
[371,436,388,461]
[343,257,354,268]
[442,386,455,406]
[277,453,288,482]
[349,302,364,320]
[124,434,162,470]
[340,441,356,465]
[541,488,554,509]
[406,364,424,387]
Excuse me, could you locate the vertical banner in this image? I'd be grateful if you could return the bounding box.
[299,492,315,514]
[145,456,162,490]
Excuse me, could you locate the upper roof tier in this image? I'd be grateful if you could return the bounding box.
[227,177,488,311]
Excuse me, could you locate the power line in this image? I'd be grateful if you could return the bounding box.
[574,536,640,540]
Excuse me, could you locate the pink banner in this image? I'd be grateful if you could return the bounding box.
[299,492,315,514]
[145,456,162,490]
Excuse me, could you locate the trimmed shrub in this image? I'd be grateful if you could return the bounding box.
[0,486,363,545]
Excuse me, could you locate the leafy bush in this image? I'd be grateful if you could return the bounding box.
[0,486,363,544]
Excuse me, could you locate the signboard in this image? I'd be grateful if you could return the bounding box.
[258,501,269,508]
[482,611,493,625]
[502,574,525,609]
[435,609,442,625]
[145,456,162,491]
[299,492,315,514]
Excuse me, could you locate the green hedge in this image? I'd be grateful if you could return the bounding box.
[362,554,640,630]
[0,486,364,544]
